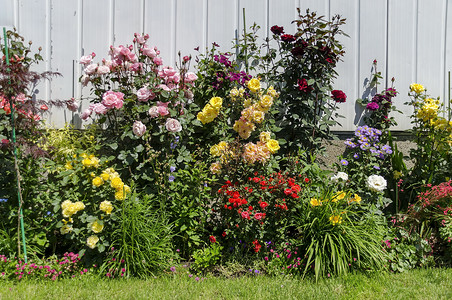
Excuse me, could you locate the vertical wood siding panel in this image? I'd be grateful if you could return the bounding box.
[18,0,49,105]
[445,0,452,108]
[417,0,444,100]
[175,0,204,63]
[387,0,417,130]
[0,0,15,27]
[207,0,236,53]
[144,0,173,65]
[329,0,359,131]
[48,0,79,127]
[299,0,329,18]
[114,0,142,46]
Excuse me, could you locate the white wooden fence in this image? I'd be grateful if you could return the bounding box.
[1,0,451,131]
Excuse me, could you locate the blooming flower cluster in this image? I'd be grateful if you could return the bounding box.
[366,174,387,192]
[344,126,392,160]
[197,96,223,124]
[416,97,440,122]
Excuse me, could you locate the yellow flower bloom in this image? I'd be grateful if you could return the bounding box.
[65,162,73,170]
[100,200,113,214]
[393,171,403,180]
[115,189,126,200]
[259,95,273,109]
[243,98,253,108]
[210,145,221,157]
[233,119,255,139]
[86,235,99,249]
[91,220,104,233]
[247,78,261,93]
[348,193,362,204]
[60,224,73,235]
[61,200,72,210]
[91,157,100,168]
[266,139,280,154]
[101,172,110,181]
[310,198,322,207]
[210,162,222,174]
[332,191,346,202]
[267,86,278,98]
[74,201,85,211]
[82,158,93,168]
[80,153,88,159]
[329,215,343,226]
[111,177,124,190]
[238,87,245,97]
[259,131,271,143]
[410,83,425,94]
[417,98,439,122]
[209,97,223,110]
[123,185,131,194]
[252,110,265,123]
[230,88,239,98]
[92,176,104,187]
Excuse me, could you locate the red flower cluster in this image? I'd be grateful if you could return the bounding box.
[297,78,312,93]
[281,34,296,43]
[331,90,347,103]
[270,25,284,35]
[252,240,261,253]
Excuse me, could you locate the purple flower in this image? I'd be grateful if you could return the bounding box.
[168,175,175,182]
[170,266,176,272]
[366,102,379,111]
[170,166,176,172]
[195,277,200,281]
[373,165,380,170]
[344,139,357,148]
[353,153,359,159]
[381,145,392,154]
[340,159,348,166]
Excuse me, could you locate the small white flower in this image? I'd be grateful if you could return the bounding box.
[367,175,387,192]
[331,172,348,183]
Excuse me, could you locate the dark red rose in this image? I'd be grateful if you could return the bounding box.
[331,90,347,103]
[209,235,216,243]
[270,25,284,35]
[281,34,295,43]
[297,78,312,93]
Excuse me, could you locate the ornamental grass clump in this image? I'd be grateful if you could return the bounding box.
[288,186,388,280]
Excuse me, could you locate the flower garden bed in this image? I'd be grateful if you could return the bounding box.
[1,9,452,284]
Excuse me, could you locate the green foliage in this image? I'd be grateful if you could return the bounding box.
[190,243,223,275]
[100,193,175,278]
[166,159,216,258]
[383,227,434,272]
[261,9,347,154]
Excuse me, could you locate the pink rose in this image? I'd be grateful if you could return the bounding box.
[142,45,157,58]
[14,93,27,103]
[97,65,110,75]
[156,101,169,107]
[84,64,98,75]
[81,108,92,120]
[90,103,108,115]
[102,91,124,109]
[80,55,93,65]
[132,120,146,137]
[129,62,142,72]
[153,57,163,66]
[241,211,250,220]
[136,87,151,102]
[157,84,171,92]
[127,52,137,62]
[157,106,169,116]
[254,213,265,221]
[184,72,198,83]
[165,118,182,132]
[148,106,159,118]
[135,33,146,44]
[40,104,49,111]
[163,67,177,77]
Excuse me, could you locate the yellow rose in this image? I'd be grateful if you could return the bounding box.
[218,141,227,151]
[100,200,113,215]
[209,97,223,110]
[266,139,280,154]
[210,145,221,157]
[267,86,278,98]
[86,235,99,249]
[259,95,273,110]
[65,162,73,170]
[101,172,110,181]
[91,220,104,233]
[230,88,239,98]
[61,200,72,210]
[111,177,124,190]
[259,131,271,143]
[210,162,222,174]
[60,224,73,235]
[252,110,265,123]
[410,83,425,94]
[74,201,85,212]
[247,78,261,93]
[243,98,253,108]
[92,177,104,187]
[91,157,100,168]
[82,158,93,167]
[115,189,126,200]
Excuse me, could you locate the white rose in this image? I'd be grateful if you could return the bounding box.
[367,175,387,192]
[84,63,98,75]
[97,65,110,75]
[331,172,348,183]
[80,55,92,65]
[136,87,151,102]
[165,118,182,132]
[148,106,159,118]
[132,120,146,137]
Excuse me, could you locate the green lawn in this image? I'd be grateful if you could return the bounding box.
[1,268,451,299]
